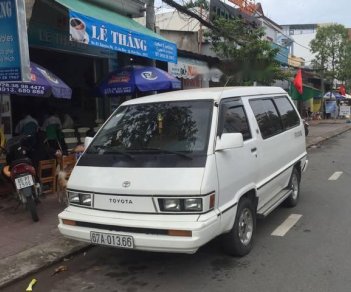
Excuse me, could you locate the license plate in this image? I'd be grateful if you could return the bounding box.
[90,231,134,249]
[15,175,34,190]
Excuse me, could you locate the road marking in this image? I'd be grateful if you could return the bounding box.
[271,214,302,237]
[328,171,343,180]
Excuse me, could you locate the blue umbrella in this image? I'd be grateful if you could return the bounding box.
[99,66,181,96]
[0,62,72,99]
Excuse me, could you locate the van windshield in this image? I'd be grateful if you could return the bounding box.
[87,100,213,159]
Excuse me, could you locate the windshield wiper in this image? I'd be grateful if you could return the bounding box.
[90,144,134,160]
[130,148,193,160]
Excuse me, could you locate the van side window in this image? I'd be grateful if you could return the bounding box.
[274,96,300,129]
[250,99,283,139]
[223,105,252,140]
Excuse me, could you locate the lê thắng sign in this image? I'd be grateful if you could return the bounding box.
[68,10,177,63]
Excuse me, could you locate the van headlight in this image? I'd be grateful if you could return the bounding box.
[184,198,202,211]
[158,198,202,212]
[163,199,181,211]
[68,192,92,207]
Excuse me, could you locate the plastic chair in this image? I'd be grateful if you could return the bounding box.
[38,159,57,194]
[64,137,78,152]
[77,127,90,139]
[60,154,76,177]
[62,128,76,138]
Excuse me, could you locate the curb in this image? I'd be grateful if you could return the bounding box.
[0,237,90,289]
[306,125,351,148]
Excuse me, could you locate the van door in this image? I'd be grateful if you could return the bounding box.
[215,98,259,212]
[248,96,301,211]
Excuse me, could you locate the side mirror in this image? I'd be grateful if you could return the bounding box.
[215,133,244,151]
[84,136,93,149]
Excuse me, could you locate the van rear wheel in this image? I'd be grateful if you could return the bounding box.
[222,197,256,257]
[285,168,300,208]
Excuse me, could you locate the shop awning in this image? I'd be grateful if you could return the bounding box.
[289,82,321,101]
[54,0,177,63]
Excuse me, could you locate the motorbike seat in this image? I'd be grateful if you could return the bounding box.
[10,158,34,169]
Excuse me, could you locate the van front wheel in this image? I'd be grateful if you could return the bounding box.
[222,197,256,257]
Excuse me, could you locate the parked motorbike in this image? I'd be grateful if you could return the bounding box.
[303,119,309,136]
[1,135,41,222]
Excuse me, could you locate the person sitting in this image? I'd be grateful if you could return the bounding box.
[42,109,62,131]
[14,112,39,148]
[15,112,39,136]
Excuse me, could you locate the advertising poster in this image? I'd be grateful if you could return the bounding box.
[0,0,30,82]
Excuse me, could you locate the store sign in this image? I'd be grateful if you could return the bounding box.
[68,10,177,63]
[168,57,208,79]
[0,0,30,82]
[168,57,222,82]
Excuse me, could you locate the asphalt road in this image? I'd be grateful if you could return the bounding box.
[5,131,351,292]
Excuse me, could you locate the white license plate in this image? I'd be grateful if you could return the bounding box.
[15,175,34,190]
[90,231,134,249]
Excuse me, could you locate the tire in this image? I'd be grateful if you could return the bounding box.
[304,126,309,136]
[285,168,300,208]
[222,197,256,257]
[26,196,39,222]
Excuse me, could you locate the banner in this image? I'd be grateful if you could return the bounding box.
[69,10,177,63]
[0,0,30,82]
[325,101,336,114]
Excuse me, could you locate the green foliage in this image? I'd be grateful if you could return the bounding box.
[204,17,283,85]
[339,41,351,89]
[184,0,209,10]
[310,24,348,84]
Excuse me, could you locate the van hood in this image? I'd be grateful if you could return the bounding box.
[68,166,205,195]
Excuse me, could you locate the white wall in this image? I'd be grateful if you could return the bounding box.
[290,33,316,67]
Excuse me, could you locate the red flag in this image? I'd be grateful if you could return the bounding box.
[293,69,303,94]
[339,85,346,96]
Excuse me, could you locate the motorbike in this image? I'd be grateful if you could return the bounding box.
[303,119,309,136]
[1,135,41,222]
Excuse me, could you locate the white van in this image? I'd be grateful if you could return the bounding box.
[58,87,307,256]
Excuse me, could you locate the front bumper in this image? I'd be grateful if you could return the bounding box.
[58,206,221,254]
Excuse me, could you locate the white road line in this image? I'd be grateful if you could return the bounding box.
[271,214,302,237]
[328,171,343,181]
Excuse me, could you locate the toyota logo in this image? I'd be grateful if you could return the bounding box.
[122,181,131,188]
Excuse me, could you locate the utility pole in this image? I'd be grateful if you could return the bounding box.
[145,0,156,67]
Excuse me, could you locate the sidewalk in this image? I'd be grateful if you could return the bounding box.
[0,119,351,288]
[306,118,351,148]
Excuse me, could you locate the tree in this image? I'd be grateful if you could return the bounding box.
[204,17,283,85]
[310,24,348,93]
[339,41,351,91]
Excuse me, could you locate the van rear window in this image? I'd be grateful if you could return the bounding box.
[249,99,283,139]
[274,96,300,129]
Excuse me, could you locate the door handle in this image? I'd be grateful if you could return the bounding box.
[251,147,257,152]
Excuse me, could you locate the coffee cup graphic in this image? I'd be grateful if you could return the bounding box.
[70,18,87,43]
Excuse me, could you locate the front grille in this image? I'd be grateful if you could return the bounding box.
[76,221,168,235]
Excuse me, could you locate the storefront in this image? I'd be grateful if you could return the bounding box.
[0,0,178,137]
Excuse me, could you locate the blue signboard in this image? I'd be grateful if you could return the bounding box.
[0,0,30,82]
[69,10,177,63]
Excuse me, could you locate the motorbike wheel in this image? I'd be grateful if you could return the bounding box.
[26,197,39,222]
[304,125,309,136]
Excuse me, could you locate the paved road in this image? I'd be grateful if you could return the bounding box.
[4,131,351,292]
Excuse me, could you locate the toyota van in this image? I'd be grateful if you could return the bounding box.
[58,87,308,256]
